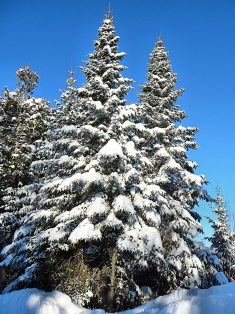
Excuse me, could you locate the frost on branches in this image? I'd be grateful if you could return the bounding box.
[0,14,225,312]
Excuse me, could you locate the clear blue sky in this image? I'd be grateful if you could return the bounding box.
[1,0,235,243]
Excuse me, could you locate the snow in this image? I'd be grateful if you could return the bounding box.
[145,209,161,225]
[88,100,103,110]
[41,177,63,192]
[177,125,186,132]
[87,198,110,217]
[13,225,31,240]
[69,218,101,243]
[125,141,137,156]
[168,238,191,256]
[141,184,166,198]
[57,155,73,165]
[60,125,77,132]
[99,139,123,157]
[57,168,102,191]
[119,104,137,119]
[0,254,13,267]
[99,212,123,229]
[183,171,204,187]
[37,223,67,243]
[156,147,170,158]
[2,282,235,314]
[0,289,87,314]
[8,91,17,98]
[136,123,146,132]
[118,223,162,254]
[113,195,135,215]
[1,242,16,255]
[151,126,165,135]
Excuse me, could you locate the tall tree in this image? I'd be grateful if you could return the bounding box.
[0,66,52,198]
[0,66,55,291]
[137,36,225,293]
[0,12,140,311]
[206,187,235,281]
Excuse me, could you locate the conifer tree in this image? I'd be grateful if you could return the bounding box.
[136,37,225,293]
[0,12,142,310]
[206,187,235,281]
[54,65,82,128]
[0,66,55,291]
[0,66,52,199]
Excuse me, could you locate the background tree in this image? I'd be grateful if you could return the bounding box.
[206,187,235,281]
[0,66,55,292]
[54,65,83,128]
[0,66,51,199]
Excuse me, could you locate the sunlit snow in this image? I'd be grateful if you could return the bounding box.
[99,139,123,157]
[1,282,235,314]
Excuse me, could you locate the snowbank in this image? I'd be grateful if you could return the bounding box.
[1,281,235,314]
[0,289,88,314]
[122,281,235,314]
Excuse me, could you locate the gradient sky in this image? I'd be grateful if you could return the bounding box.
[1,0,235,243]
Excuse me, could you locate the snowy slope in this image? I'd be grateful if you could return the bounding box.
[1,282,235,314]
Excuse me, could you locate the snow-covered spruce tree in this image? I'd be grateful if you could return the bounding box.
[0,66,55,292]
[136,36,225,293]
[54,66,83,128]
[0,66,52,201]
[206,187,235,281]
[0,12,145,311]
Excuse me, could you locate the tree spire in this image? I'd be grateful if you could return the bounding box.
[67,59,76,77]
[105,2,113,18]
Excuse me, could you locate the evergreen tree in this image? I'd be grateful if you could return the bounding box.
[0,66,52,199]
[0,15,225,312]
[0,66,55,291]
[54,65,82,128]
[135,36,224,293]
[206,187,235,281]
[0,12,140,311]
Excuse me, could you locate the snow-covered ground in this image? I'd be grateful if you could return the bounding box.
[1,282,235,314]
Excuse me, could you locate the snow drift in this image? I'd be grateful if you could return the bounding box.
[1,281,235,314]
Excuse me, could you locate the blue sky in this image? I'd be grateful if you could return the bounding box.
[1,0,235,242]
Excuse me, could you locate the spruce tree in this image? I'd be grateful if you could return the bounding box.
[137,37,224,293]
[206,187,235,281]
[0,66,53,246]
[0,66,53,200]
[0,12,141,310]
[0,66,55,291]
[54,66,82,128]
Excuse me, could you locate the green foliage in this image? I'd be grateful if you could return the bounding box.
[50,250,144,311]
[15,65,39,99]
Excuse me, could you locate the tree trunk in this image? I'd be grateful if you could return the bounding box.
[102,265,109,311]
[109,247,117,312]
[0,266,6,293]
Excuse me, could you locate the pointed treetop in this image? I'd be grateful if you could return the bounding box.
[157,33,163,44]
[105,3,113,19]
[67,60,76,77]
